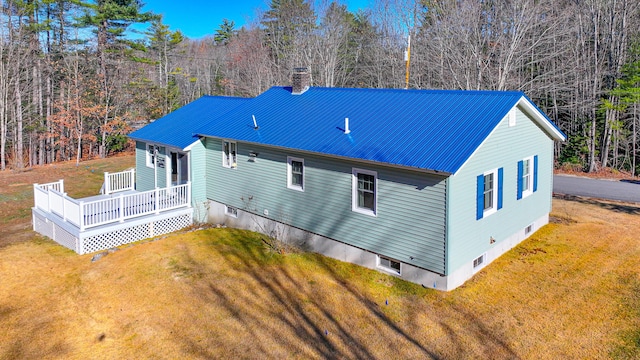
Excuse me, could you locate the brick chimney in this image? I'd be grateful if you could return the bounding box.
[291,67,311,95]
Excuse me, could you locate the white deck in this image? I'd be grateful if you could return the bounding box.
[32,170,193,254]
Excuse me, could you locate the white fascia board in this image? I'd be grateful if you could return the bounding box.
[517,97,566,142]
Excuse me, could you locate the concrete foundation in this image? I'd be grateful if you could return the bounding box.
[207,200,548,291]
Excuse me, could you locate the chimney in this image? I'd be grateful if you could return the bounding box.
[291,67,311,95]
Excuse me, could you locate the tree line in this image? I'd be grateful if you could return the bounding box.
[1,0,640,175]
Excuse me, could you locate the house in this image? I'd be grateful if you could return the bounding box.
[35,69,566,290]
[176,70,565,290]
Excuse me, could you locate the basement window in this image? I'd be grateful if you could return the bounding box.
[225,205,238,218]
[525,224,533,235]
[473,253,486,272]
[378,255,401,275]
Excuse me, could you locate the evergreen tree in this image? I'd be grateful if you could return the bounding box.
[214,18,235,45]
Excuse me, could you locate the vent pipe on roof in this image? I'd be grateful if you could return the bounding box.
[252,115,259,130]
[344,117,351,134]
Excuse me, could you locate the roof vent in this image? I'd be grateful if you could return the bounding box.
[292,67,311,95]
[344,117,351,134]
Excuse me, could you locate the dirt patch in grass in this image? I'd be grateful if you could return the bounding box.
[1,159,639,358]
[0,155,134,249]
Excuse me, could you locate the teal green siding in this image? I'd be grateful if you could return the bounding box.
[135,141,167,191]
[205,138,448,273]
[189,139,208,222]
[446,107,554,273]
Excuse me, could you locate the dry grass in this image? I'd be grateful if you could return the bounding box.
[1,159,639,359]
[0,155,135,248]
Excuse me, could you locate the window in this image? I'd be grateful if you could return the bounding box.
[476,168,503,220]
[378,255,401,275]
[525,224,533,235]
[517,155,538,200]
[483,172,494,211]
[473,254,486,271]
[222,140,237,168]
[225,205,238,218]
[287,156,304,191]
[146,144,158,168]
[352,168,377,216]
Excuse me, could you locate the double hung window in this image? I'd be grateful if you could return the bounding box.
[352,168,377,216]
[287,157,304,191]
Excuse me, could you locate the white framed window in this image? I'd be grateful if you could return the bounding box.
[378,255,401,275]
[508,108,516,127]
[225,205,238,218]
[473,253,486,272]
[477,168,503,220]
[352,168,377,216]
[222,140,237,168]
[482,169,498,217]
[517,156,535,200]
[146,144,158,168]
[287,156,304,191]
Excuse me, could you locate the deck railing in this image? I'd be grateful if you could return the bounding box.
[34,180,191,231]
[103,169,135,195]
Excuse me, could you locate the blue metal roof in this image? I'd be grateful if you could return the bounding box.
[129,95,250,150]
[195,86,564,174]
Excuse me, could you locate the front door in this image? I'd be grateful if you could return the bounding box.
[170,152,189,186]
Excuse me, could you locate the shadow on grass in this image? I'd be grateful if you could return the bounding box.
[554,194,640,215]
[176,229,519,358]
[0,305,70,359]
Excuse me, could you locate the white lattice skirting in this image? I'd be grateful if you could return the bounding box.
[32,208,192,254]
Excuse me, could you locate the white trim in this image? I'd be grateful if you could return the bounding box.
[377,255,401,275]
[482,168,499,218]
[352,168,377,216]
[287,156,305,191]
[222,140,237,169]
[517,97,566,141]
[183,139,200,152]
[146,144,158,169]
[508,108,516,127]
[521,155,534,199]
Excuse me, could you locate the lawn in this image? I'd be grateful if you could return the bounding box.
[0,158,639,359]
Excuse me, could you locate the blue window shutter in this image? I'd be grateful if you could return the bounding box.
[517,160,523,200]
[476,174,484,220]
[533,155,539,192]
[498,168,504,210]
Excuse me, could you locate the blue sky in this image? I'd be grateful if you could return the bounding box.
[139,0,371,39]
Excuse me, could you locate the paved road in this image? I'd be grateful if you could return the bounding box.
[553,175,640,203]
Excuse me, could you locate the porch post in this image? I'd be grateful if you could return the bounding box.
[130,168,135,190]
[33,184,38,208]
[187,182,192,207]
[59,179,64,193]
[104,172,110,195]
[155,188,160,214]
[79,201,85,231]
[119,194,125,222]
